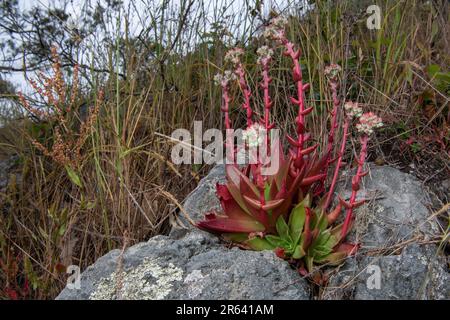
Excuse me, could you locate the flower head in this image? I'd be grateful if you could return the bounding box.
[324,64,342,80]
[263,16,288,41]
[356,112,383,135]
[225,48,244,65]
[344,101,363,119]
[242,123,266,148]
[214,70,237,87]
[272,16,288,29]
[256,45,274,65]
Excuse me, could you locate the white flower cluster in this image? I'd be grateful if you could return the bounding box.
[344,101,363,119]
[324,64,342,79]
[256,45,274,65]
[356,112,383,135]
[242,123,266,148]
[263,16,288,40]
[213,70,237,87]
[224,48,244,65]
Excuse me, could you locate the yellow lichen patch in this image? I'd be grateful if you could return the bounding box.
[89,258,183,300]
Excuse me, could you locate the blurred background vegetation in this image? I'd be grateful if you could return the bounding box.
[0,0,448,299]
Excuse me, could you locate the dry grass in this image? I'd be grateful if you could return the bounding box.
[0,0,448,299]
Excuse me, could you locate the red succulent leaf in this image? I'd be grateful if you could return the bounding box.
[334,242,360,256]
[243,196,285,211]
[216,183,232,201]
[326,203,342,225]
[274,247,286,259]
[338,195,352,209]
[197,215,265,233]
[302,207,312,250]
[226,165,260,197]
[300,143,318,156]
[287,134,301,147]
[300,106,314,116]
[299,173,326,187]
[298,266,308,277]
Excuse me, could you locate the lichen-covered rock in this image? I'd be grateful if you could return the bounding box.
[56,230,310,300]
[322,244,449,300]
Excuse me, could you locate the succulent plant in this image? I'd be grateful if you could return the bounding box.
[197,15,382,278]
[197,145,325,237]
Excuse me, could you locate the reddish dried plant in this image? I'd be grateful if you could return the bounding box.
[17,46,103,168]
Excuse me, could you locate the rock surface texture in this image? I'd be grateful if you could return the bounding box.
[57,165,449,300]
[56,230,309,300]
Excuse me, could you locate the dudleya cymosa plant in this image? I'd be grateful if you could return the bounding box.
[197,15,383,281]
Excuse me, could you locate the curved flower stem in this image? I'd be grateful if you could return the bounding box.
[281,39,310,169]
[324,80,340,175]
[235,64,253,128]
[221,83,232,130]
[221,83,235,163]
[324,117,350,211]
[261,60,273,147]
[341,135,369,238]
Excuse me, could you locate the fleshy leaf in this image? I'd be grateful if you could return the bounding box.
[292,244,306,259]
[222,233,249,243]
[265,235,289,249]
[318,252,347,265]
[275,216,290,241]
[288,198,307,245]
[246,237,275,251]
[197,216,265,233]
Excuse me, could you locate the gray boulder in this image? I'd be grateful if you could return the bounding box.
[338,165,440,249]
[322,244,449,300]
[323,165,448,300]
[173,164,225,229]
[56,230,310,300]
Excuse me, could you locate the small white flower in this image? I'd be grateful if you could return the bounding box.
[263,16,288,41]
[224,48,244,65]
[356,112,383,135]
[213,70,237,87]
[271,16,288,29]
[257,46,274,65]
[213,73,224,86]
[344,101,363,119]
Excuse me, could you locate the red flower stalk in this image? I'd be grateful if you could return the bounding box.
[340,112,383,237]
[235,64,253,128]
[214,71,238,131]
[324,117,349,211]
[225,48,253,128]
[325,101,363,211]
[340,134,369,238]
[222,87,231,130]
[283,41,310,169]
[316,64,342,196]
[324,65,342,175]
[214,71,238,161]
[257,46,275,146]
[265,18,313,172]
